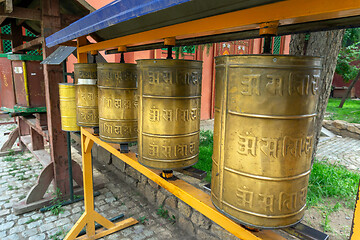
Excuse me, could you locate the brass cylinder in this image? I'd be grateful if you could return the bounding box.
[137,59,202,170]
[211,55,322,228]
[97,63,138,143]
[74,63,98,127]
[59,83,80,132]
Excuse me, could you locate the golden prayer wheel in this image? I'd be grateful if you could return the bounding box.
[211,55,322,228]
[74,63,98,127]
[59,83,80,132]
[137,59,202,170]
[97,63,138,143]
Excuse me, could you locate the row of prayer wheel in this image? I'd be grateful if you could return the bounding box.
[58,55,322,229]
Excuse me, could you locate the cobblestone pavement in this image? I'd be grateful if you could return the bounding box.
[317,136,360,170]
[0,148,194,240]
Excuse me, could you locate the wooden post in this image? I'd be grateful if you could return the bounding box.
[41,0,70,196]
[10,19,22,52]
[0,33,3,53]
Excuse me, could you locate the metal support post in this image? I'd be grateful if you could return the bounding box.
[63,128,138,240]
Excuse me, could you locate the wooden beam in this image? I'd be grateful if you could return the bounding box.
[12,36,44,52]
[89,32,104,43]
[61,14,81,28]
[0,17,6,25]
[0,6,41,21]
[10,19,22,50]
[42,0,71,196]
[59,40,77,47]
[0,33,37,41]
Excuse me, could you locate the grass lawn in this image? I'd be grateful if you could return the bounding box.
[325,98,360,123]
[193,130,213,182]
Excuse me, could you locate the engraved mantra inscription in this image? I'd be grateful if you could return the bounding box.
[100,122,137,135]
[79,111,98,121]
[81,92,95,101]
[102,97,138,109]
[149,107,199,122]
[99,70,136,81]
[240,73,320,96]
[238,134,313,158]
[146,70,201,85]
[148,142,196,158]
[77,70,96,79]
[236,187,307,213]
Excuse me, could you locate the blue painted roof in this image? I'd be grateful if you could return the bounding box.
[46,0,191,47]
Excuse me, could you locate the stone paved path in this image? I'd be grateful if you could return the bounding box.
[0,148,194,240]
[317,136,360,170]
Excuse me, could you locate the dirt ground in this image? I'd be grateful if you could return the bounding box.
[303,200,354,239]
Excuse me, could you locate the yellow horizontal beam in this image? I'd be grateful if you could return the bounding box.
[82,128,286,240]
[78,0,360,53]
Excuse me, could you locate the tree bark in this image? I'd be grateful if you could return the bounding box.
[290,30,345,163]
[338,71,360,108]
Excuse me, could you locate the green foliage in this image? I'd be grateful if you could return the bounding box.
[48,188,65,216]
[3,156,16,162]
[173,45,196,59]
[49,229,65,240]
[17,175,31,181]
[21,156,32,162]
[325,98,360,123]
[157,206,176,224]
[138,216,148,224]
[343,28,360,47]
[335,42,360,82]
[193,130,214,182]
[157,205,169,218]
[307,160,360,209]
[7,149,15,156]
[200,44,212,56]
[7,185,19,191]
[18,195,26,201]
[336,28,360,83]
[25,217,41,224]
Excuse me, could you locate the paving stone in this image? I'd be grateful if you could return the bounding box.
[29,233,46,240]
[55,218,71,227]
[9,225,25,235]
[3,233,21,240]
[0,221,14,231]
[0,230,7,238]
[27,220,42,229]
[0,209,10,217]
[17,217,31,225]
[22,228,38,238]
[39,222,55,232]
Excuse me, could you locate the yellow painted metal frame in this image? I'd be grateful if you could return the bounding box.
[63,128,138,240]
[73,127,288,240]
[351,180,360,239]
[78,0,360,53]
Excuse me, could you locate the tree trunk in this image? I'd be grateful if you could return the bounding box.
[290,30,345,163]
[339,71,360,108]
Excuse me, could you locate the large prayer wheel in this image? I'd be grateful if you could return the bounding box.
[211,55,322,228]
[59,83,80,132]
[98,63,138,143]
[137,59,202,170]
[74,63,98,127]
